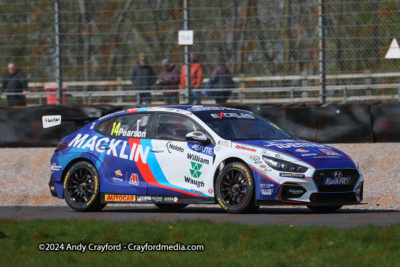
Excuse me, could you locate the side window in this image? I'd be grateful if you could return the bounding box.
[110,114,150,138]
[95,118,116,135]
[156,114,202,141]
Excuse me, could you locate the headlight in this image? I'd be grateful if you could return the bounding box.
[262,156,308,173]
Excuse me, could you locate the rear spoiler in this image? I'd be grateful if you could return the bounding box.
[42,115,100,130]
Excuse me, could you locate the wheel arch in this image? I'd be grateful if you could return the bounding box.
[213,157,250,187]
[60,157,94,198]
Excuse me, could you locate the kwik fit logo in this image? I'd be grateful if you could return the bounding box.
[190,161,202,178]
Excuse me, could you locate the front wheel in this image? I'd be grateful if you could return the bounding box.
[307,205,342,213]
[215,162,256,213]
[63,161,106,212]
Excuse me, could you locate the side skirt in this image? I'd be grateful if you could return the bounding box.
[102,193,215,204]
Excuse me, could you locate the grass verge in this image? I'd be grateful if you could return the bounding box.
[0,219,399,266]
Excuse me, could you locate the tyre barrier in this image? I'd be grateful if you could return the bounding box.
[0,102,399,147]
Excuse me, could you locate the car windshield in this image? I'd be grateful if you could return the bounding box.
[194,110,293,140]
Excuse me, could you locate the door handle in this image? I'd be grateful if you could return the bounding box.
[97,146,110,150]
[151,148,164,153]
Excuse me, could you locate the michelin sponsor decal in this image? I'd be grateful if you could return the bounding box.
[187,142,213,156]
[68,134,150,164]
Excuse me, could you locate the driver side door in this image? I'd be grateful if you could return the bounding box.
[148,113,215,197]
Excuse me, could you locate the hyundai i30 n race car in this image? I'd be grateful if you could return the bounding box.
[46,106,364,213]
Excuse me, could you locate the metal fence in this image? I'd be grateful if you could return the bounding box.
[0,0,400,106]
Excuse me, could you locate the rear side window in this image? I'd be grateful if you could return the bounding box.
[95,118,116,135]
[110,114,150,138]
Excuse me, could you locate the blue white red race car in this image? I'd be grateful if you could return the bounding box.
[45,105,364,213]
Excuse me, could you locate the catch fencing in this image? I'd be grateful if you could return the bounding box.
[0,0,399,106]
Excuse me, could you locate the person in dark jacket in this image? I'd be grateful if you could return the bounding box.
[208,59,235,104]
[1,63,29,106]
[130,53,156,105]
[158,59,180,105]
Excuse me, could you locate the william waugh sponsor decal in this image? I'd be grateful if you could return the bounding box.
[184,176,204,188]
[187,153,209,164]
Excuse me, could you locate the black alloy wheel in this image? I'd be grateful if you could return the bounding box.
[215,162,256,213]
[63,161,106,212]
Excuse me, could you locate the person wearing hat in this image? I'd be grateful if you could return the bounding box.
[130,53,156,105]
[158,59,180,105]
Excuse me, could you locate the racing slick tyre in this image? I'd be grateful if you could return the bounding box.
[215,162,256,214]
[307,205,342,213]
[63,161,106,212]
[155,204,188,211]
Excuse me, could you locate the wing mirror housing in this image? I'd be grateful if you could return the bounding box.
[186,131,211,145]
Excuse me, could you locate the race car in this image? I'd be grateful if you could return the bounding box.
[45,105,364,213]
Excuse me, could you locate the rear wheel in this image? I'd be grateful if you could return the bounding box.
[63,161,106,212]
[215,162,256,213]
[307,205,342,213]
[155,204,188,211]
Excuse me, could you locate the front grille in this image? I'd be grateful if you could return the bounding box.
[309,192,358,204]
[313,169,359,192]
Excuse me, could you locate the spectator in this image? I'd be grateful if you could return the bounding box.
[130,53,156,105]
[208,59,235,104]
[1,63,29,106]
[180,53,204,104]
[158,59,180,105]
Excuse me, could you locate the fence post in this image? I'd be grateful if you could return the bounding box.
[343,87,347,102]
[398,84,400,102]
[318,0,326,104]
[55,0,63,105]
[290,88,294,104]
[184,0,191,104]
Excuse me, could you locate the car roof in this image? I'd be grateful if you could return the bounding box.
[97,105,248,121]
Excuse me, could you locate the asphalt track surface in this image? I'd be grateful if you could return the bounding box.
[1,206,399,227]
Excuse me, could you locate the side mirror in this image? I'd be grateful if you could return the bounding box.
[186,131,211,145]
